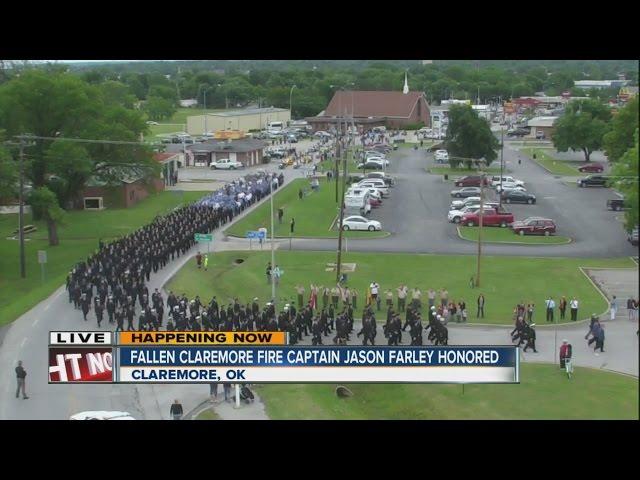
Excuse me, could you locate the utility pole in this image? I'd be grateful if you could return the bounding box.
[475,160,485,288]
[18,139,26,279]
[270,175,276,309]
[499,128,504,209]
[336,116,348,284]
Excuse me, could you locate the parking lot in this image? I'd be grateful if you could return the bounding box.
[292,141,638,258]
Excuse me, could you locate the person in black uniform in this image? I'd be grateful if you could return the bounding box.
[311,317,323,345]
[81,294,90,321]
[522,324,538,353]
[95,300,104,327]
[115,308,125,332]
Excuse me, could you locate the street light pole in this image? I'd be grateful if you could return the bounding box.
[270,175,276,309]
[499,127,504,209]
[476,160,485,288]
[336,116,348,284]
[289,85,297,125]
[18,139,26,279]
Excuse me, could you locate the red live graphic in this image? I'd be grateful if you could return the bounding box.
[48,348,113,382]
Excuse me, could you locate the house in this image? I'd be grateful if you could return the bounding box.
[81,173,165,210]
[306,90,431,132]
[186,137,268,167]
[187,107,290,135]
[179,99,198,108]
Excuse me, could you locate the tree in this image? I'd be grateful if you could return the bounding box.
[611,129,639,231]
[603,97,639,162]
[445,105,499,168]
[0,144,18,202]
[28,186,65,246]
[143,96,176,121]
[552,99,611,162]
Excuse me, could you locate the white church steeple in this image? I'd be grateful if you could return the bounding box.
[403,70,409,94]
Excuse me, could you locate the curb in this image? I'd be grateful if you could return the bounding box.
[456,226,573,246]
[520,148,580,177]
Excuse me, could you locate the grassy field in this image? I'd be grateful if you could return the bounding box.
[521,148,581,176]
[225,178,388,239]
[165,250,634,325]
[458,226,572,244]
[256,363,638,419]
[0,191,207,326]
[427,166,505,175]
[195,408,220,420]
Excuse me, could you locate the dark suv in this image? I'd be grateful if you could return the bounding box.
[454,175,491,187]
[577,175,609,188]
[501,190,536,204]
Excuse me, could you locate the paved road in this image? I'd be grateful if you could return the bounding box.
[287,142,638,257]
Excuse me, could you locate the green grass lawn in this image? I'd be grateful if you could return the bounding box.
[318,158,361,175]
[521,148,581,176]
[165,250,634,325]
[427,166,505,175]
[256,363,638,419]
[195,408,220,420]
[458,226,572,244]
[0,191,207,326]
[225,178,388,239]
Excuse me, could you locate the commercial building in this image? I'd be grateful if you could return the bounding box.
[186,107,290,135]
[574,79,630,90]
[186,137,268,167]
[306,90,431,132]
[526,116,559,139]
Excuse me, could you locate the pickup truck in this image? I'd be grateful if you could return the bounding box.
[210,158,244,170]
[461,208,514,227]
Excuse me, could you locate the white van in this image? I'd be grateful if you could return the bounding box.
[344,193,371,216]
[267,121,284,132]
[357,179,389,196]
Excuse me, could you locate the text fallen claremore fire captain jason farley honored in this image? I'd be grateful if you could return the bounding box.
[48,331,519,384]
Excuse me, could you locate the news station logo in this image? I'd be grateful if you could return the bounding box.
[48,348,113,383]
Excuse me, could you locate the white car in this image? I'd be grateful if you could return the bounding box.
[146,121,159,125]
[364,156,390,165]
[341,215,382,231]
[495,181,526,193]
[435,150,449,163]
[357,180,389,196]
[314,131,332,138]
[491,175,525,187]
[70,411,135,420]
[210,158,244,170]
[450,196,481,210]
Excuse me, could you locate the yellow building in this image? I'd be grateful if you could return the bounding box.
[187,107,290,135]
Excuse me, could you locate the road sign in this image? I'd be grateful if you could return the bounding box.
[246,231,266,239]
[38,250,47,264]
[194,233,213,242]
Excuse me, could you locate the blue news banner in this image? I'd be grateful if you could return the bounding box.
[115,346,519,384]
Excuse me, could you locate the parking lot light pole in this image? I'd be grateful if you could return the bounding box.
[289,85,297,125]
[336,116,348,284]
[18,139,26,279]
[476,159,485,288]
[270,175,276,309]
[499,127,504,209]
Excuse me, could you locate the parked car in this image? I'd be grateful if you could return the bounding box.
[512,217,557,236]
[448,204,498,224]
[146,121,159,126]
[507,128,530,137]
[606,198,627,211]
[341,215,382,231]
[210,158,244,170]
[450,187,482,198]
[578,163,604,173]
[535,131,545,140]
[501,190,536,204]
[286,134,298,143]
[628,226,639,246]
[495,182,527,194]
[450,196,481,210]
[577,175,609,187]
[366,171,395,186]
[461,208,514,227]
[314,131,333,138]
[357,160,386,170]
[454,175,492,187]
[357,179,389,196]
[70,411,135,420]
[435,149,449,163]
[491,176,525,187]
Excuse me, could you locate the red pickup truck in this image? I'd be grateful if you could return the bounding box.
[461,208,514,227]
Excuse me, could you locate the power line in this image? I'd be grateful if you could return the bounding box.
[15,134,151,146]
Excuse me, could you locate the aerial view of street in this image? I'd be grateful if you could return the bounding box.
[0,59,637,421]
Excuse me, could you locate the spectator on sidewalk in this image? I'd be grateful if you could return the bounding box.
[15,360,28,400]
[570,297,579,321]
[170,399,183,420]
[610,295,618,321]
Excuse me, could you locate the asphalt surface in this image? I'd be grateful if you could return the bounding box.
[288,142,639,257]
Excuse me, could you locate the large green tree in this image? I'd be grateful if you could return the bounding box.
[143,96,176,121]
[0,143,18,202]
[603,97,639,162]
[445,105,499,168]
[0,70,156,245]
[552,99,611,162]
[28,186,65,246]
[611,128,639,231]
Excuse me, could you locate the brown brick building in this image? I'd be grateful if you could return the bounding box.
[81,177,165,210]
[307,90,431,132]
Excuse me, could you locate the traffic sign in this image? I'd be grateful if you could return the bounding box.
[194,233,213,242]
[37,250,47,264]
[246,231,266,239]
